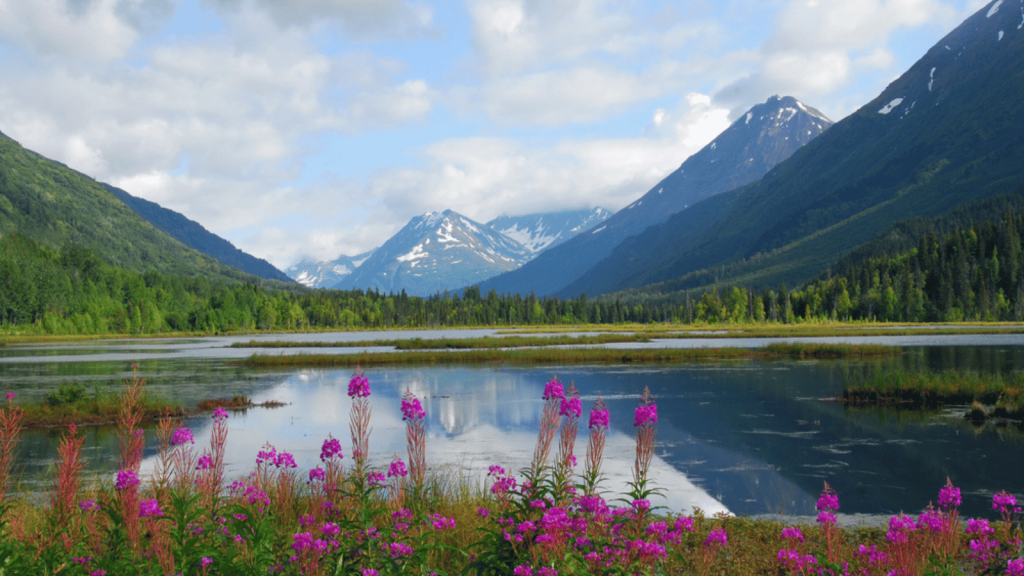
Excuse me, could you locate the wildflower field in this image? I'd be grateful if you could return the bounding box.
[0,370,1021,576]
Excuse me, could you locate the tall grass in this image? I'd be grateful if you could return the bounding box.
[0,368,1019,575]
[844,365,1024,414]
[239,342,899,368]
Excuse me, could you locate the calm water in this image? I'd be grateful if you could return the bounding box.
[1,331,1023,519]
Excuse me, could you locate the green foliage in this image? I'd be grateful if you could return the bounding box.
[0,133,273,286]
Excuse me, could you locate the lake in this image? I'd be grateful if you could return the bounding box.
[1,330,1022,520]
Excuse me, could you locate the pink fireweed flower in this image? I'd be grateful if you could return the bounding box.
[560,396,582,418]
[388,459,408,478]
[171,427,194,446]
[256,445,277,465]
[428,513,456,530]
[115,469,140,491]
[212,407,229,421]
[348,372,371,398]
[308,467,325,483]
[5,390,13,401]
[886,514,917,543]
[1006,558,1024,576]
[966,518,995,536]
[361,570,378,576]
[588,402,609,430]
[199,558,213,568]
[320,436,343,461]
[938,478,961,509]
[367,472,386,488]
[674,516,695,533]
[390,542,414,558]
[139,499,163,518]
[487,465,505,477]
[542,379,564,400]
[918,507,947,533]
[705,527,728,547]
[633,404,657,427]
[778,549,817,572]
[274,451,297,469]
[816,486,839,512]
[401,390,426,421]
[781,526,804,542]
[513,565,534,576]
[196,454,213,471]
[79,499,99,512]
[993,490,1020,514]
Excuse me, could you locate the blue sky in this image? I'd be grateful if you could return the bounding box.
[0,0,990,267]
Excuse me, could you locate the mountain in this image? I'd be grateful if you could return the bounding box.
[584,0,1024,298]
[285,250,376,289]
[477,95,833,297]
[334,210,530,296]
[104,185,293,283]
[0,130,269,283]
[486,207,611,257]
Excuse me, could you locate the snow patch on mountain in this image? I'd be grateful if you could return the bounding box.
[878,98,904,114]
[486,207,611,256]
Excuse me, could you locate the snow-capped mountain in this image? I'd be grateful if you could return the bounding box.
[334,210,530,296]
[486,207,611,257]
[478,95,834,297]
[285,250,375,289]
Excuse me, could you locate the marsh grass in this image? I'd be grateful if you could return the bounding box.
[238,342,898,369]
[844,366,1024,417]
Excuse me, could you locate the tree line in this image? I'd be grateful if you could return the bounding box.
[2,209,1023,336]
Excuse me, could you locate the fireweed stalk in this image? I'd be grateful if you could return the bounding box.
[401,388,426,493]
[196,407,229,509]
[0,390,23,513]
[349,368,372,476]
[555,382,581,484]
[530,377,564,481]
[629,386,658,504]
[50,422,86,551]
[116,368,147,551]
[581,397,608,496]
[816,482,840,564]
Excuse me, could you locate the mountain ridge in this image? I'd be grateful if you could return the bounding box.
[585,0,1024,297]
[476,95,833,297]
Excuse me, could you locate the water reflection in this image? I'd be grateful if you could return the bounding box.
[4,354,1024,519]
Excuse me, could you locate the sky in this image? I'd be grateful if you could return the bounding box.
[0,0,992,269]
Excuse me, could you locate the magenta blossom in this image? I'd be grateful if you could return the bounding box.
[212,407,229,421]
[348,372,371,398]
[79,499,99,512]
[139,499,163,518]
[634,404,657,427]
[542,379,564,401]
[705,527,728,547]
[588,401,609,430]
[388,460,408,478]
[196,454,213,471]
[274,451,297,469]
[256,445,277,465]
[401,390,426,421]
[367,472,386,488]
[5,390,13,401]
[938,478,961,509]
[115,469,140,491]
[308,467,325,483]
[993,490,1018,511]
[171,427,194,446]
[320,436,343,461]
[559,396,582,418]
[781,526,804,542]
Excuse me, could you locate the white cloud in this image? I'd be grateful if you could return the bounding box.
[0,0,145,61]
[714,0,966,117]
[204,0,435,37]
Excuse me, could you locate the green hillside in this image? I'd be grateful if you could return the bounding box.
[0,131,266,284]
